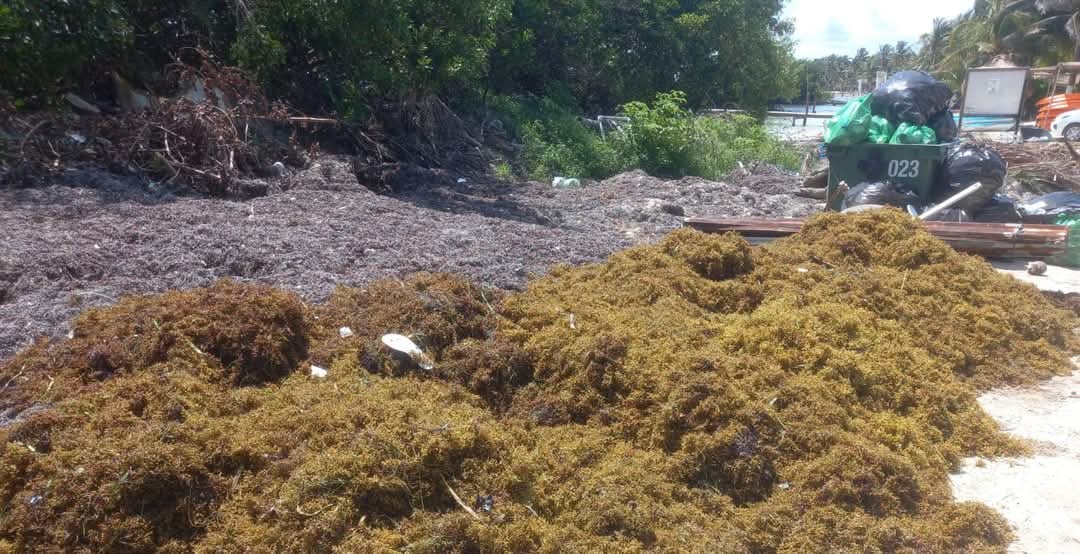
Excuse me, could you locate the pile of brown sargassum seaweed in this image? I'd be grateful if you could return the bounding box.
[1,210,1076,553]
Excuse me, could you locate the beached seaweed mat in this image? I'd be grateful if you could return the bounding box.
[0,210,1076,552]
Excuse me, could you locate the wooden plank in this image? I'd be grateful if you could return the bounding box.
[684,217,1070,259]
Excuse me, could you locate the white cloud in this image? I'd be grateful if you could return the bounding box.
[783,0,974,59]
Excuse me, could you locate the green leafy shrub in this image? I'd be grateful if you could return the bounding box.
[490,91,799,182]
[617,91,697,176]
[0,0,133,105]
[488,95,627,181]
[617,91,801,180]
[689,114,803,178]
[519,118,626,181]
[233,0,511,116]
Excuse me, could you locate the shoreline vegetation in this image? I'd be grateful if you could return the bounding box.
[1,0,801,186]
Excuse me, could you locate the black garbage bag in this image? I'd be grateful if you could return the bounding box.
[921,207,971,222]
[934,143,1006,211]
[1018,192,1080,223]
[871,71,953,126]
[973,194,1022,223]
[928,110,958,143]
[842,182,923,211]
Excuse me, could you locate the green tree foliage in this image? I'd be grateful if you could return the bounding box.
[489,0,793,112]
[2,0,793,118]
[232,0,511,116]
[919,18,953,70]
[0,0,133,105]
[936,0,1080,86]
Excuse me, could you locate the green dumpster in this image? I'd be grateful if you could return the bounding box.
[826,143,950,211]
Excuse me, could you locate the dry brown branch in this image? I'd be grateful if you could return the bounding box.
[444,478,481,521]
[19,121,47,156]
[1063,138,1080,163]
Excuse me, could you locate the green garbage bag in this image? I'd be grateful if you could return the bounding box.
[889,122,937,145]
[825,95,872,146]
[1048,213,1080,268]
[867,116,896,144]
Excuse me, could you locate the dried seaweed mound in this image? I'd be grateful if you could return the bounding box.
[0,211,1076,552]
[498,210,1077,550]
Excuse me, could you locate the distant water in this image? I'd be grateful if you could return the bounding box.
[765,104,835,141]
[774,104,841,115]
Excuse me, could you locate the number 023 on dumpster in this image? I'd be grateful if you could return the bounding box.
[888,160,920,178]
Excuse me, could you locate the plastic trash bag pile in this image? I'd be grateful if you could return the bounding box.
[826,71,957,146]
[1019,192,1080,267]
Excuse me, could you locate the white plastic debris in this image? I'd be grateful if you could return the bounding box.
[310,365,328,379]
[381,334,434,370]
[1027,261,1048,276]
[456,177,468,184]
[338,326,354,338]
[797,267,809,274]
[552,177,582,189]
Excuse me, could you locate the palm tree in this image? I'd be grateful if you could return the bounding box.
[894,41,915,68]
[1025,0,1080,61]
[936,0,1031,84]
[852,48,869,77]
[933,0,1078,89]
[877,44,895,75]
[919,17,952,69]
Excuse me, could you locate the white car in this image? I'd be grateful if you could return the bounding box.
[1050,109,1080,141]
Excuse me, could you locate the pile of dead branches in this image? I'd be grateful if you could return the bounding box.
[1,49,323,197]
[96,52,308,196]
[995,140,1080,194]
[351,94,496,192]
[0,111,105,187]
[100,99,260,195]
[2,48,507,196]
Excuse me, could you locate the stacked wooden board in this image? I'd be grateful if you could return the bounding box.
[685,217,1070,259]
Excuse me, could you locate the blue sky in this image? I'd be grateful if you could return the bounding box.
[783,0,974,59]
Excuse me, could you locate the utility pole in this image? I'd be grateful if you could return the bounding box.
[804,64,810,127]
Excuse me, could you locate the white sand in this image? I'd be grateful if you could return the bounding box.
[950,368,1080,553]
[992,261,1080,295]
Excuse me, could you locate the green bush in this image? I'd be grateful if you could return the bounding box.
[688,114,803,178]
[492,91,800,182]
[617,91,697,176]
[0,0,132,105]
[520,117,626,181]
[617,91,801,180]
[487,95,627,181]
[233,0,511,116]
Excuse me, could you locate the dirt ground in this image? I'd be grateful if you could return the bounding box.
[0,158,819,360]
